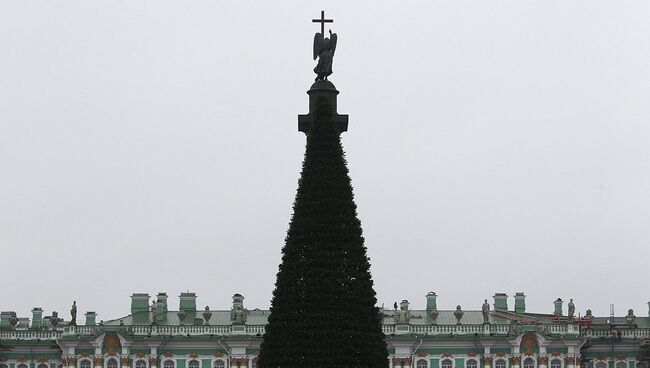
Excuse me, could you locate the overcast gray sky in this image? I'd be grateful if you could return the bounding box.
[1,1,649,321]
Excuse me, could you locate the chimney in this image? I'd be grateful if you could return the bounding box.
[85,312,97,326]
[554,298,563,316]
[647,301,649,317]
[179,292,197,312]
[426,292,437,311]
[31,308,43,328]
[131,293,150,315]
[493,293,508,311]
[514,292,526,314]
[0,311,14,329]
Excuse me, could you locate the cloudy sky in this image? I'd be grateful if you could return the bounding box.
[1,1,649,321]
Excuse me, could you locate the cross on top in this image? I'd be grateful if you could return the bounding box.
[312,10,333,35]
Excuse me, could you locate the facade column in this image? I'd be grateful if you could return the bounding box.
[484,357,493,368]
[239,358,248,368]
[538,356,548,368]
[567,356,576,368]
[403,358,412,368]
[148,358,157,368]
[230,358,239,368]
[94,357,103,368]
[392,358,403,368]
[511,356,521,368]
[68,357,78,368]
[121,358,131,368]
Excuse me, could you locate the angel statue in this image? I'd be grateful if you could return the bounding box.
[313,29,337,81]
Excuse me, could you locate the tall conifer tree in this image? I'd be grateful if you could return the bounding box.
[258,96,388,368]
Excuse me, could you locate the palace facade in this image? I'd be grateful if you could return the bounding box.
[1,292,648,368]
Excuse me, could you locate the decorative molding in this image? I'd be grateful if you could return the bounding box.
[38,357,49,363]
[417,352,428,358]
[468,352,478,358]
[213,353,224,358]
[511,357,521,365]
[597,355,608,361]
[496,353,506,358]
[538,357,548,365]
[17,356,28,363]
[135,353,145,359]
[403,358,413,366]
[0,357,6,363]
[94,358,104,365]
[240,359,248,365]
[393,358,403,366]
[120,357,131,366]
[107,353,117,357]
[567,358,575,365]
[521,333,538,354]
[442,353,453,358]
[189,353,199,359]
[484,357,493,365]
[80,353,90,358]
[163,353,174,359]
[616,356,627,361]
[148,358,157,366]
[551,353,561,358]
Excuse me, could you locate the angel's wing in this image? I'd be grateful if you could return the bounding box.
[330,33,337,56]
[313,33,323,60]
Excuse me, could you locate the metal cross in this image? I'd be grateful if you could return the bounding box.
[312,10,333,35]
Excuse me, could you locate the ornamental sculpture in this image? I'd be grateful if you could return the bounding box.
[482,299,490,324]
[203,306,212,325]
[567,299,575,320]
[70,301,77,326]
[312,11,337,81]
[454,305,464,324]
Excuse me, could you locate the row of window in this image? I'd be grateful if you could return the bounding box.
[0,360,229,368]
[410,359,646,368]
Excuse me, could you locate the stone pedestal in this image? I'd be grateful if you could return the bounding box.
[298,80,348,135]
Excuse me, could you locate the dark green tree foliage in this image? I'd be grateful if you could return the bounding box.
[259,97,388,368]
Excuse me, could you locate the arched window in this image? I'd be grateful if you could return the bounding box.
[616,362,627,368]
[636,364,647,368]
[467,360,478,368]
[550,360,561,368]
[495,360,507,368]
[135,360,147,368]
[80,360,92,368]
[213,361,225,368]
[595,363,607,368]
[0,364,9,368]
[107,359,119,368]
[188,361,199,368]
[18,364,29,368]
[163,361,175,368]
[38,364,49,368]
[417,360,428,368]
[441,359,453,368]
[523,358,535,368]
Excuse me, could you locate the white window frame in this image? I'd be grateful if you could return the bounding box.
[17,363,29,368]
[212,359,226,368]
[106,358,120,368]
[615,362,628,368]
[550,359,562,368]
[595,361,608,368]
[466,359,479,368]
[0,364,8,368]
[134,360,148,368]
[635,363,647,368]
[441,358,455,368]
[37,363,49,368]
[416,359,429,368]
[161,360,176,368]
[495,358,509,368]
[187,360,200,368]
[523,357,536,368]
[79,359,92,368]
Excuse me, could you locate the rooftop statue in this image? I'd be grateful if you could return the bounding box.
[482,299,490,324]
[70,301,77,326]
[312,11,337,81]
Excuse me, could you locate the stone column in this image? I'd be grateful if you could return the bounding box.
[567,356,576,368]
[484,357,493,368]
[239,358,248,368]
[121,357,131,368]
[230,358,239,368]
[403,358,412,368]
[68,357,78,368]
[392,358,403,368]
[538,356,548,368]
[148,358,157,368]
[94,357,103,368]
[511,356,521,368]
